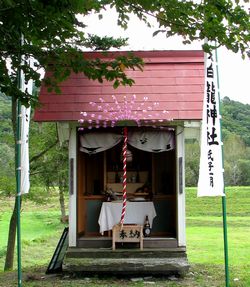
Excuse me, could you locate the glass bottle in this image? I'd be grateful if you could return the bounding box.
[143,215,151,237]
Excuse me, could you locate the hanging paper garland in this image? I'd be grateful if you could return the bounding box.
[78,94,172,130]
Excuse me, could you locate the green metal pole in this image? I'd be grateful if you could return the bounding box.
[215,49,229,287]
[222,196,229,287]
[16,98,22,287]
[16,32,23,287]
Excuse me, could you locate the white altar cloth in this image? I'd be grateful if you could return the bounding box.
[98,201,157,234]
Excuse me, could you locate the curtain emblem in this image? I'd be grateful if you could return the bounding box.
[140,137,148,144]
[166,144,171,150]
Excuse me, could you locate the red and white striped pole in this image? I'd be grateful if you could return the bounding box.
[120,127,127,226]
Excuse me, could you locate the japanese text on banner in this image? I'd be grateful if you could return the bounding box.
[197,52,224,197]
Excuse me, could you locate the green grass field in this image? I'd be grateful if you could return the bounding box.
[186,187,250,287]
[0,186,249,286]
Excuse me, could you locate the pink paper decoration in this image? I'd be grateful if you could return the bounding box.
[78,94,172,130]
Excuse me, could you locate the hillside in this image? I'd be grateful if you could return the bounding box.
[221,97,250,146]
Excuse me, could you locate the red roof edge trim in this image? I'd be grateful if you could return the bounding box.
[82,50,204,64]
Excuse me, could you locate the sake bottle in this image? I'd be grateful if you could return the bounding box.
[143,215,151,237]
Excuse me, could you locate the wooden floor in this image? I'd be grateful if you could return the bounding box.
[63,237,189,276]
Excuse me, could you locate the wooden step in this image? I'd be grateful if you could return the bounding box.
[66,247,186,259]
[144,237,178,248]
[77,237,178,248]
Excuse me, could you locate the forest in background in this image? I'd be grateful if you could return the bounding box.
[0,93,250,200]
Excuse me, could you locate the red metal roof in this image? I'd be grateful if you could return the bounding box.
[34,50,204,123]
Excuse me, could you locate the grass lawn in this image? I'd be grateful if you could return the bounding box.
[0,186,249,286]
[0,192,67,270]
[186,187,250,287]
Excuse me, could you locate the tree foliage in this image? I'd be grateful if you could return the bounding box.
[221,97,250,185]
[221,97,250,146]
[238,155,250,185]
[0,0,249,106]
[117,0,250,54]
[0,93,15,196]
[224,133,247,186]
[185,140,200,187]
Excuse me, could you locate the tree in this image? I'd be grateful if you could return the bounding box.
[1,0,249,106]
[1,0,249,271]
[238,152,250,186]
[221,98,250,146]
[38,143,69,222]
[224,134,246,186]
[185,140,200,187]
[29,122,69,222]
[0,0,144,107]
[0,94,14,186]
[0,143,15,196]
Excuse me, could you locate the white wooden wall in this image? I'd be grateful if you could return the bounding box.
[176,126,186,247]
[68,125,77,247]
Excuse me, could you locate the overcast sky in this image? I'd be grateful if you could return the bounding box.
[84,9,250,105]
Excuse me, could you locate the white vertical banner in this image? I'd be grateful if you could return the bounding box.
[197,50,224,197]
[20,79,32,194]
[20,105,31,194]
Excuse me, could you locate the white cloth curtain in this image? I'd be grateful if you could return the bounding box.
[128,130,174,152]
[80,132,122,154]
[80,130,175,154]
